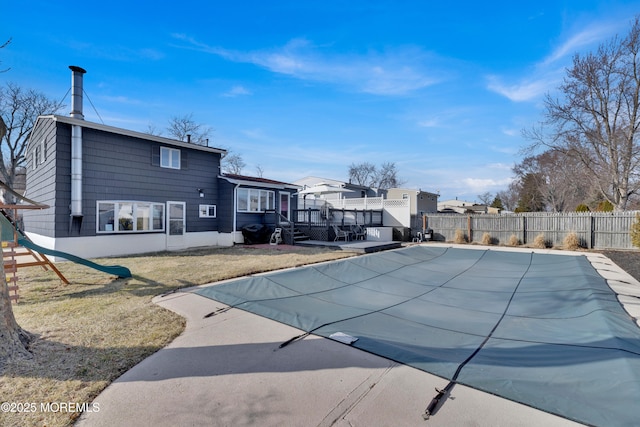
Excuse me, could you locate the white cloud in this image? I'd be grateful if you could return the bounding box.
[222,85,252,97]
[486,20,622,102]
[418,118,440,128]
[173,35,443,96]
[487,162,514,171]
[461,177,513,192]
[101,95,144,105]
[542,22,619,66]
[501,127,518,137]
[486,74,559,102]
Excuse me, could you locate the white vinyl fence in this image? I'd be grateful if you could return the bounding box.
[425,212,640,250]
[298,197,411,227]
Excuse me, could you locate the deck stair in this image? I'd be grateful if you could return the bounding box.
[292,228,310,243]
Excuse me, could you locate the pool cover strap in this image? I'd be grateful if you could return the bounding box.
[423,252,534,419]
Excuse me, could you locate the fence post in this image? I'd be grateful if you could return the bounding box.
[467,215,472,243]
[590,214,595,249]
[522,215,526,245]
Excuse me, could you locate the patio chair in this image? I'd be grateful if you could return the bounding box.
[350,224,367,240]
[332,225,350,241]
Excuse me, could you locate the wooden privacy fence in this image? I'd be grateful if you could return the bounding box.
[425,212,640,250]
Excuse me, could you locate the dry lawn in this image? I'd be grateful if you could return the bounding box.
[0,245,358,427]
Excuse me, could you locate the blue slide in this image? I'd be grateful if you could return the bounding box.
[17,237,132,278]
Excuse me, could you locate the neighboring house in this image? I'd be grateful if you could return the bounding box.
[438,199,497,214]
[293,176,381,206]
[22,66,232,258]
[385,188,439,229]
[217,173,299,242]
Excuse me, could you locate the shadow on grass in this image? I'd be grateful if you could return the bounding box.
[3,332,167,384]
[15,274,198,305]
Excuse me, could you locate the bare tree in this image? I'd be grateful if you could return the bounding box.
[222,151,245,175]
[514,150,595,212]
[348,162,376,186]
[373,162,406,189]
[477,192,493,205]
[525,17,640,210]
[0,255,32,364]
[348,161,405,190]
[145,122,161,136]
[0,76,33,365]
[497,182,520,212]
[255,164,264,178]
[165,113,212,146]
[0,38,10,73]
[0,82,63,200]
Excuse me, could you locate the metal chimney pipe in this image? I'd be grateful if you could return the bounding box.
[69,66,86,119]
[69,66,86,219]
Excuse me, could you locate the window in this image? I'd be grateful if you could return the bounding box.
[160,147,181,169]
[199,204,217,218]
[33,139,47,170]
[236,188,275,212]
[97,201,165,233]
[40,139,47,163]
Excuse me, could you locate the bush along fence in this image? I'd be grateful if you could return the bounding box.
[425,211,640,250]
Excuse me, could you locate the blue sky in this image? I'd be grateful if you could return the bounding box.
[3,1,639,202]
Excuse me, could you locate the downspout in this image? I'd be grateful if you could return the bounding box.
[233,183,240,243]
[69,66,86,226]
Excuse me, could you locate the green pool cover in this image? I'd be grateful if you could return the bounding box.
[194,246,640,427]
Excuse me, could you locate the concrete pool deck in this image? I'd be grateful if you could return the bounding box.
[76,244,640,427]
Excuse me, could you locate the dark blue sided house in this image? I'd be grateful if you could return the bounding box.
[23,67,301,258]
[22,66,232,258]
[217,173,300,243]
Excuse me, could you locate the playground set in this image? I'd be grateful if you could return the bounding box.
[1,182,131,303]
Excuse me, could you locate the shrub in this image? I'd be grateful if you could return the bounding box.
[453,228,467,244]
[631,213,640,249]
[575,204,590,212]
[596,200,614,212]
[533,233,548,249]
[507,234,521,246]
[563,232,581,250]
[481,232,493,245]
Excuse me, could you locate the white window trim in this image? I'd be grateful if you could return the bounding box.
[40,139,46,163]
[96,201,165,233]
[237,188,275,213]
[160,146,181,169]
[199,204,217,218]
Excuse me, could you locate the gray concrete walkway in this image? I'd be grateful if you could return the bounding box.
[76,244,640,426]
[76,288,585,427]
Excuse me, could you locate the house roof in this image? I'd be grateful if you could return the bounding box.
[37,115,227,155]
[220,173,300,190]
[293,176,373,191]
[387,187,439,196]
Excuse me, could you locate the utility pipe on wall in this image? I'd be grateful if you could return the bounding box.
[69,66,86,218]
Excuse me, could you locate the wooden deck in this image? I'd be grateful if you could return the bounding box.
[295,239,402,253]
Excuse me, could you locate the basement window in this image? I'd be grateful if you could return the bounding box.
[97,201,165,233]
